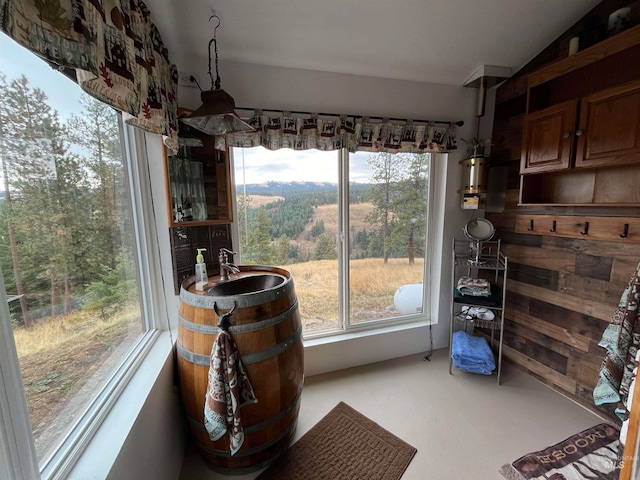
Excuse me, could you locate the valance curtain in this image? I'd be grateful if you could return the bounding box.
[0,0,178,151]
[215,111,458,154]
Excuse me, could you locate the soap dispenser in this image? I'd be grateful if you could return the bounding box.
[195,248,208,291]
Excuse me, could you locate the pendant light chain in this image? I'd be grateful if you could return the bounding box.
[208,14,222,90]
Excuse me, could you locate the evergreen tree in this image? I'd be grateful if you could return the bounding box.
[0,75,90,322]
[390,154,429,263]
[365,152,407,263]
[275,234,291,265]
[310,219,325,237]
[314,233,337,260]
[67,96,125,270]
[245,207,276,264]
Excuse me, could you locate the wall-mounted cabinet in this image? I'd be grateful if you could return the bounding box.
[521,99,577,174]
[575,80,640,168]
[519,24,640,206]
[163,127,233,227]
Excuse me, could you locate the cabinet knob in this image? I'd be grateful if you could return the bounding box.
[575,129,584,136]
[562,131,571,139]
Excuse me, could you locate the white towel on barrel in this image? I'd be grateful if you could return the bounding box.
[204,329,257,455]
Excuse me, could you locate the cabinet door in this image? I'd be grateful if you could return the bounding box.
[520,99,577,174]
[575,80,640,168]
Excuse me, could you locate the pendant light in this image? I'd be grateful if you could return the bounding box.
[181,14,255,136]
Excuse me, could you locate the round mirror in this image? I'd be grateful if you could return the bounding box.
[463,218,495,242]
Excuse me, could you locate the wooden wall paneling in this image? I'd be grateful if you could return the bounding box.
[501,243,576,271]
[559,272,628,307]
[611,257,640,285]
[542,235,640,257]
[574,254,614,281]
[502,343,578,393]
[506,305,594,353]
[508,280,614,322]
[503,320,569,374]
[509,262,560,290]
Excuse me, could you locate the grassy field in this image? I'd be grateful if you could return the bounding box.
[280,257,424,330]
[13,307,142,456]
[13,256,423,455]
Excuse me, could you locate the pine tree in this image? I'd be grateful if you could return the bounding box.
[246,207,276,264]
[275,234,291,265]
[67,96,125,270]
[314,234,337,260]
[390,154,429,264]
[365,152,408,263]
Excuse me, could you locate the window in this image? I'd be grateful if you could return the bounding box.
[0,33,157,478]
[232,146,433,337]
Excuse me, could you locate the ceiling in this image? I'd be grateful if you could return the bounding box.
[145,0,601,87]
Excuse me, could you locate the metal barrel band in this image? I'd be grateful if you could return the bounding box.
[180,280,294,309]
[176,324,302,366]
[178,299,298,335]
[187,384,303,434]
[196,418,297,458]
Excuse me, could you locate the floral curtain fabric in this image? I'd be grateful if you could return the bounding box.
[0,0,178,151]
[216,111,458,154]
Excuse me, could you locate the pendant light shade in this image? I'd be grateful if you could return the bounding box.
[181,88,254,135]
[180,14,255,136]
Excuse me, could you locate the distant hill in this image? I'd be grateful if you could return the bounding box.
[237,181,372,197]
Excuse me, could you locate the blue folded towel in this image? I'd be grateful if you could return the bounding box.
[451,330,496,375]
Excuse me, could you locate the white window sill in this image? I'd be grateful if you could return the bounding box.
[64,330,183,480]
[303,318,432,347]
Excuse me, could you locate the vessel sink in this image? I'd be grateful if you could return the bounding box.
[205,274,286,296]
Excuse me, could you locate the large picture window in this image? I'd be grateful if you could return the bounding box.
[232,146,433,337]
[0,32,154,477]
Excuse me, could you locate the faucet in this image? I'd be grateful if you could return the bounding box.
[218,248,240,281]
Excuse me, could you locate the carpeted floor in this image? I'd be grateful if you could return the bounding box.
[255,401,416,480]
[179,350,606,479]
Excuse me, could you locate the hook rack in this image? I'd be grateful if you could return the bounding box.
[621,223,630,238]
[580,222,589,236]
[515,215,639,244]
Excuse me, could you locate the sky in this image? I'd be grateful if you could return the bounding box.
[232,147,375,185]
[0,32,86,121]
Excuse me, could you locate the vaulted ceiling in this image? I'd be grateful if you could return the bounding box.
[145,0,602,86]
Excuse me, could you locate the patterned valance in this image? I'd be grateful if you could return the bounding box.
[215,111,458,154]
[0,0,178,151]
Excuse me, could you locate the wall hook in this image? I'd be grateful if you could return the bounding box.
[550,220,557,233]
[527,219,534,231]
[620,223,629,238]
[580,221,589,236]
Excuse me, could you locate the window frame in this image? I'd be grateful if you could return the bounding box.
[230,147,438,340]
[0,120,168,480]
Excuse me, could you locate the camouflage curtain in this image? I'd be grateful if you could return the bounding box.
[217,111,458,154]
[0,0,178,151]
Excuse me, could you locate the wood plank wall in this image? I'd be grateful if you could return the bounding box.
[487,0,640,420]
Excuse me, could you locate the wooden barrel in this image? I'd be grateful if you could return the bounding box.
[176,266,304,475]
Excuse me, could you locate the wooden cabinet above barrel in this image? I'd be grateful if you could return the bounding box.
[518,24,640,206]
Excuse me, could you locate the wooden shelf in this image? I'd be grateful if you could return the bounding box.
[519,164,640,206]
[529,24,640,88]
